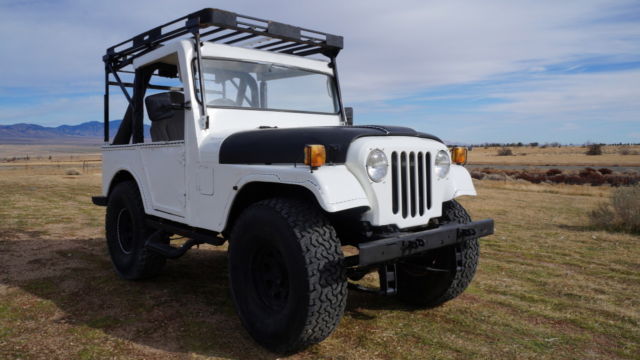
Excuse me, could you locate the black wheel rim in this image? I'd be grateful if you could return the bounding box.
[116,208,134,254]
[251,245,289,312]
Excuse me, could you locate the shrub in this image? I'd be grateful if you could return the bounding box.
[564,175,583,185]
[585,144,603,155]
[598,168,613,175]
[579,168,597,177]
[605,174,640,187]
[619,147,639,155]
[548,174,566,183]
[470,171,485,180]
[497,148,513,156]
[546,168,562,176]
[515,173,545,184]
[618,147,640,155]
[589,185,640,233]
[485,173,507,181]
[587,173,606,186]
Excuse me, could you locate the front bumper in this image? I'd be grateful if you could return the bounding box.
[346,219,494,267]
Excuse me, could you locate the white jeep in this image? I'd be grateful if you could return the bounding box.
[92,8,494,353]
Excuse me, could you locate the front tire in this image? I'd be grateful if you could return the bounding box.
[105,181,166,280]
[228,198,347,353]
[396,200,479,307]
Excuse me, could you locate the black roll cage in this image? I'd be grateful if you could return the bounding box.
[103,8,346,144]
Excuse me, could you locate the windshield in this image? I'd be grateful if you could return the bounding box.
[194,59,338,114]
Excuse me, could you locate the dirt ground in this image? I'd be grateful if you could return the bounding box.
[1,167,638,359]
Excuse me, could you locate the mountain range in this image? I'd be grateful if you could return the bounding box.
[0,121,150,144]
[1,121,465,146]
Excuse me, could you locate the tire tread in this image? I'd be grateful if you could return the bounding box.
[106,181,165,280]
[230,197,347,352]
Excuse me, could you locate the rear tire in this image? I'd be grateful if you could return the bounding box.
[396,200,479,307]
[228,198,347,353]
[105,181,166,280]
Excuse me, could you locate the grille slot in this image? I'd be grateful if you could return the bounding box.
[391,151,431,218]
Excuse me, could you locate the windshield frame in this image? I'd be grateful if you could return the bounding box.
[191,57,341,116]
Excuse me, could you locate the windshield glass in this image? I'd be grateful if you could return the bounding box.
[194,59,338,114]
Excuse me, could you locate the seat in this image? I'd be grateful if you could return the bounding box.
[145,92,185,142]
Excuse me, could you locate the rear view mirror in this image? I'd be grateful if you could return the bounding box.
[345,107,354,125]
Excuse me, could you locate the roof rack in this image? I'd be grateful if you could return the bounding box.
[104,8,344,70]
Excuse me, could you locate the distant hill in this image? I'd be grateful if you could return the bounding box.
[0,121,151,144]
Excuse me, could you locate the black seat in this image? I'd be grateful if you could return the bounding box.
[145,92,185,142]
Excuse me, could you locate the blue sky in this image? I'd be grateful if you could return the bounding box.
[0,0,638,143]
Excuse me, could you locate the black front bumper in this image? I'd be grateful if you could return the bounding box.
[346,219,494,267]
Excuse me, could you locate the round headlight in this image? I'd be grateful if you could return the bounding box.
[366,149,388,182]
[435,150,451,178]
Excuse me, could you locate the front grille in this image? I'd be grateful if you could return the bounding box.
[391,151,431,218]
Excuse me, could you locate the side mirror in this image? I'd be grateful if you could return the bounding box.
[345,107,354,125]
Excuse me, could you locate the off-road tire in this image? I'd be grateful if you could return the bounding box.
[397,200,479,307]
[105,181,166,280]
[228,198,347,353]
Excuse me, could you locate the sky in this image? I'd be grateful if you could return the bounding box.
[0,0,639,144]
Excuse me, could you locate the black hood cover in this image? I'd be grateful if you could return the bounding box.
[219,125,443,165]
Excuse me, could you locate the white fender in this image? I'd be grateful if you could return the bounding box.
[220,164,371,228]
[443,165,477,201]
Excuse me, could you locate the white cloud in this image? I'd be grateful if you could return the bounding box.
[480,70,640,117]
[0,0,638,142]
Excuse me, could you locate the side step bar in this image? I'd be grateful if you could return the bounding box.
[144,217,225,259]
[145,230,202,259]
[91,196,107,206]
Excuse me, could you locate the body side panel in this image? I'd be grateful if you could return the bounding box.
[188,164,370,231]
[101,144,186,223]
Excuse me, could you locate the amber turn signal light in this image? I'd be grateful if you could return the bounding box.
[304,145,326,167]
[451,147,468,165]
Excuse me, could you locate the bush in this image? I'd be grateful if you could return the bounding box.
[485,173,507,181]
[589,186,640,233]
[619,147,639,155]
[546,168,562,176]
[497,148,513,156]
[548,174,566,183]
[470,171,485,180]
[585,144,603,155]
[579,167,598,177]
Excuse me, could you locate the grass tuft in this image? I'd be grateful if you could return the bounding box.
[590,185,640,233]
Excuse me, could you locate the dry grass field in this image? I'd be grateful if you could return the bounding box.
[468,145,640,166]
[0,144,100,161]
[1,166,639,360]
